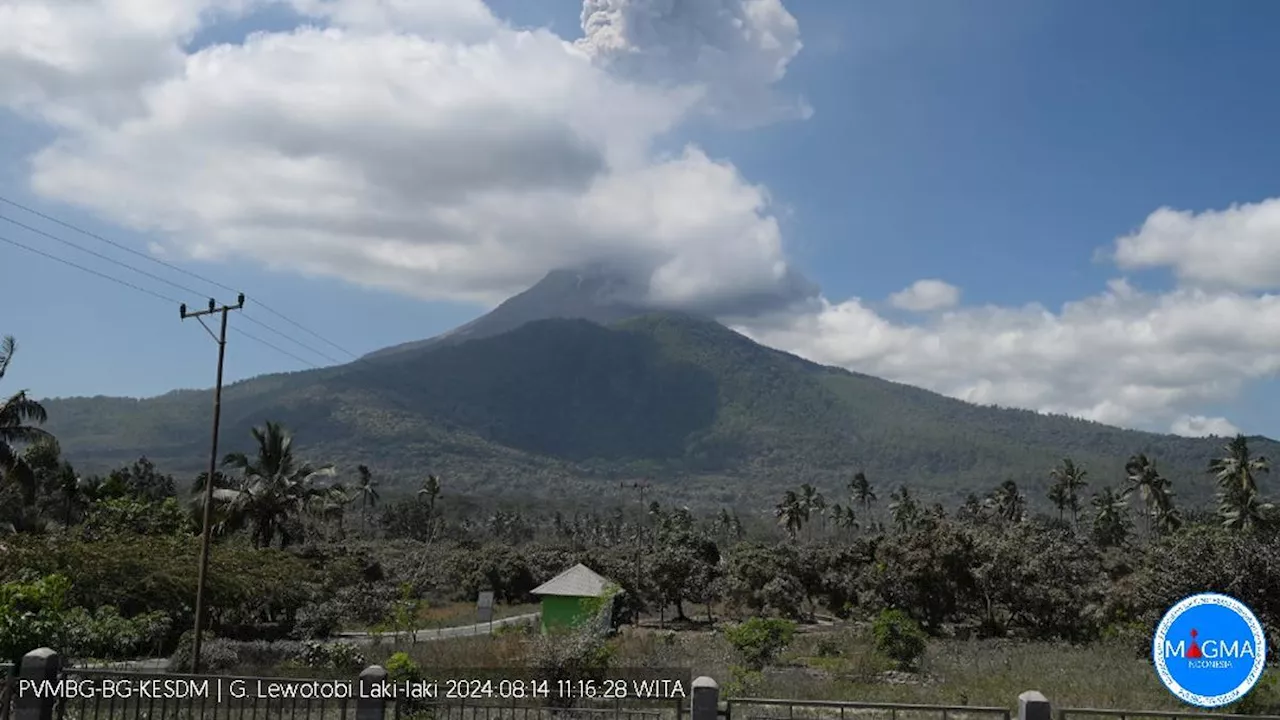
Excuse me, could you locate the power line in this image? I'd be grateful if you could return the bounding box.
[238,315,342,365]
[0,212,208,301]
[0,232,182,304]
[0,194,241,295]
[231,327,322,369]
[0,193,362,361]
[0,231,319,369]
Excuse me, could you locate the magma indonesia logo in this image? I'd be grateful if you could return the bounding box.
[1153,593,1267,707]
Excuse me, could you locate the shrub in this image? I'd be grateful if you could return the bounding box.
[871,609,927,671]
[293,601,343,640]
[526,626,614,707]
[299,641,366,673]
[385,652,422,683]
[814,635,842,658]
[723,617,795,670]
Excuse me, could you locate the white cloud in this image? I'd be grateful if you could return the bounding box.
[6,0,1279,436]
[735,281,1280,433]
[888,279,960,312]
[8,0,810,309]
[1112,198,1280,291]
[1170,415,1241,438]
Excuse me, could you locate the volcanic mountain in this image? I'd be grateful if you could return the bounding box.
[38,269,1275,510]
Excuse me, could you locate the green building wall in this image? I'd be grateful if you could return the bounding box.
[539,595,598,632]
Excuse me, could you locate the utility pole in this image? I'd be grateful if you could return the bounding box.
[623,480,649,612]
[181,294,244,674]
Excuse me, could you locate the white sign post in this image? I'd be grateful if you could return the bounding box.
[477,591,495,632]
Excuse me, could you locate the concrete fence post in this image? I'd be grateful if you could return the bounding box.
[357,664,388,720]
[15,648,61,720]
[691,676,719,720]
[1018,691,1052,720]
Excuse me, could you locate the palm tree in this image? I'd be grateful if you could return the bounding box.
[1049,458,1088,530]
[417,474,441,541]
[990,480,1025,524]
[1125,454,1168,538]
[798,483,824,541]
[888,485,918,533]
[1209,435,1272,532]
[775,490,804,541]
[1047,481,1069,524]
[849,471,877,529]
[0,336,52,504]
[354,464,380,536]
[212,421,337,549]
[1091,486,1132,548]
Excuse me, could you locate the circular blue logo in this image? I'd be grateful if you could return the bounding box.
[1153,593,1267,707]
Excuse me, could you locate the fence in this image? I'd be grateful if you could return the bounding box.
[3,663,14,720]
[8,651,1280,720]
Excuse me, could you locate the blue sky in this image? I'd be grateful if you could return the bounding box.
[4,0,1280,439]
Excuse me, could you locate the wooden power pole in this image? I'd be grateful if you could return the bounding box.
[181,294,244,674]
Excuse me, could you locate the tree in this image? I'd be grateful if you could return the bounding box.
[798,484,826,540]
[417,474,442,542]
[889,486,919,533]
[354,465,380,536]
[1049,458,1088,530]
[0,336,52,505]
[1090,486,1132,548]
[849,471,877,530]
[1209,435,1273,532]
[1125,453,1168,538]
[208,421,337,549]
[774,491,803,541]
[989,480,1026,524]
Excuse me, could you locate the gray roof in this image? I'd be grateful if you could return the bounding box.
[531,563,612,597]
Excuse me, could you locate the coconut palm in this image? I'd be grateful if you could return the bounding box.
[849,471,876,528]
[888,485,919,533]
[989,480,1026,524]
[775,490,804,541]
[1125,454,1168,538]
[1049,458,1088,530]
[0,336,53,503]
[1091,486,1132,548]
[1209,435,1272,532]
[353,464,380,536]
[210,421,337,549]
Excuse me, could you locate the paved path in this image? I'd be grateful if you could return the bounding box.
[73,613,540,672]
[337,612,540,644]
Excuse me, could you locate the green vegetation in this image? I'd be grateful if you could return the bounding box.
[5,325,1280,711]
[36,315,1278,510]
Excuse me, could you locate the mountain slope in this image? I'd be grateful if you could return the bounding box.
[364,267,651,359]
[39,312,1277,510]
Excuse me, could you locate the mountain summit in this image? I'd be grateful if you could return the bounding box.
[365,266,657,359]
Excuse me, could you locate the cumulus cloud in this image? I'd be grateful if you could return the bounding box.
[576,0,810,125]
[8,0,811,310]
[1170,415,1241,438]
[888,279,960,312]
[734,279,1280,433]
[1112,198,1280,291]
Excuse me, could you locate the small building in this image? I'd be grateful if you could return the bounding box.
[530,563,617,633]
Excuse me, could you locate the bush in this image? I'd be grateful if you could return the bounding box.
[723,617,795,670]
[385,652,422,683]
[526,626,614,707]
[299,641,366,673]
[871,609,927,671]
[293,601,343,640]
[166,632,240,674]
[814,635,842,658]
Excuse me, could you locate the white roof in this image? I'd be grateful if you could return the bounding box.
[531,563,612,597]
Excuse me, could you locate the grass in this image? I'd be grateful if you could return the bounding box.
[357,625,1280,715]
